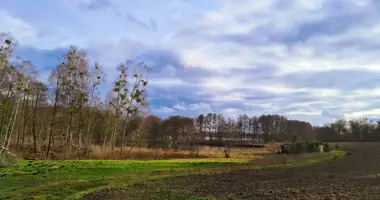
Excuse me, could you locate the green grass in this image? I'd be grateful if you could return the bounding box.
[0,151,346,200]
[0,158,248,200]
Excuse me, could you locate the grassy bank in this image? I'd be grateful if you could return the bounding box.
[0,151,345,200]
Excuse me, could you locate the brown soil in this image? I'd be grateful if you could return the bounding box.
[83,143,380,200]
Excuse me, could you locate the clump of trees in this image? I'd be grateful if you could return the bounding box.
[0,33,150,164]
[314,118,380,142]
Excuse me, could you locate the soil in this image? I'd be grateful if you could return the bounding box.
[83,143,380,200]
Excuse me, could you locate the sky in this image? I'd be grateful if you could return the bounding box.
[1,0,380,125]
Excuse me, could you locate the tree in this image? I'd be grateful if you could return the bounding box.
[30,81,48,153]
[0,33,16,86]
[140,115,162,145]
[109,60,150,153]
[85,62,104,150]
[329,119,347,141]
[46,64,65,158]
[196,114,205,139]
[60,46,88,151]
[1,58,32,159]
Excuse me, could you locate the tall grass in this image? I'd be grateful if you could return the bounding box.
[89,145,266,160]
[15,144,275,160]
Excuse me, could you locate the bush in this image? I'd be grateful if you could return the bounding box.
[334,143,341,150]
[282,140,325,154]
[290,141,306,154]
[323,143,331,152]
[306,141,320,153]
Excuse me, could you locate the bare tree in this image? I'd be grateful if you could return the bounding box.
[46,64,65,158]
[85,62,104,150]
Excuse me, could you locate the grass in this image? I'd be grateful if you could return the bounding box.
[0,151,345,200]
[0,158,248,200]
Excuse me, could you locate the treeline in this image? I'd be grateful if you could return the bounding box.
[125,114,314,149]
[315,119,380,142]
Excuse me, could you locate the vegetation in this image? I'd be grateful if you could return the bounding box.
[314,118,380,142]
[0,150,345,200]
[281,135,341,154]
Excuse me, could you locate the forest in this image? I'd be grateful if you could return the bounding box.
[0,32,378,161]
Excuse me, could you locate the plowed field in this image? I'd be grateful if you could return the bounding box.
[84,143,380,200]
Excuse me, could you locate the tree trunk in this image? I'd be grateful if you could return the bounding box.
[77,102,83,156]
[32,95,40,153]
[4,94,22,151]
[86,88,96,151]
[120,118,128,155]
[21,94,29,149]
[16,92,27,150]
[112,115,117,151]
[46,81,60,158]
[0,84,12,137]
[66,110,73,151]
[103,111,112,151]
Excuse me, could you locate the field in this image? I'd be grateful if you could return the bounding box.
[0,144,345,200]
[83,143,380,200]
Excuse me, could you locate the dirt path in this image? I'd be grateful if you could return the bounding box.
[83,143,380,200]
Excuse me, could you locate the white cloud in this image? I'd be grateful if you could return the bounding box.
[220,107,244,118]
[173,102,187,110]
[150,78,188,88]
[188,102,213,114]
[345,108,380,120]
[152,106,175,114]
[4,0,380,125]
[286,110,320,116]
[172,102,213,114]
[0,10,38,45]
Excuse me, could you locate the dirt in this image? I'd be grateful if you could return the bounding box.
[83,143,380,200]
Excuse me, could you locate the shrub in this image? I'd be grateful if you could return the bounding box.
[323,143,331,152]
[291,135,299,143]
[283,140,325,154]
[290,141,306,154]
[306,141,320,153]
[334,143,341,150]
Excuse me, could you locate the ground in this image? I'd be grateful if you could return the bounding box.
[83,143,380,200]
[0,145,342,200]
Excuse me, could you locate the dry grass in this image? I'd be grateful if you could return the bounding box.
[14,143,277,160]
[89,146,208,160]
[88,144,277,160]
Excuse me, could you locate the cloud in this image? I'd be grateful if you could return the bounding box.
[149,18,157,31]
[0,10,39,45]
[5,0,380,125]
[152,106,175,114]
[80,0,113,10]
[125,13,150,30]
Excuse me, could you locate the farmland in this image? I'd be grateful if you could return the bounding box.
[85,143,379,200]
[0,144,344,200]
